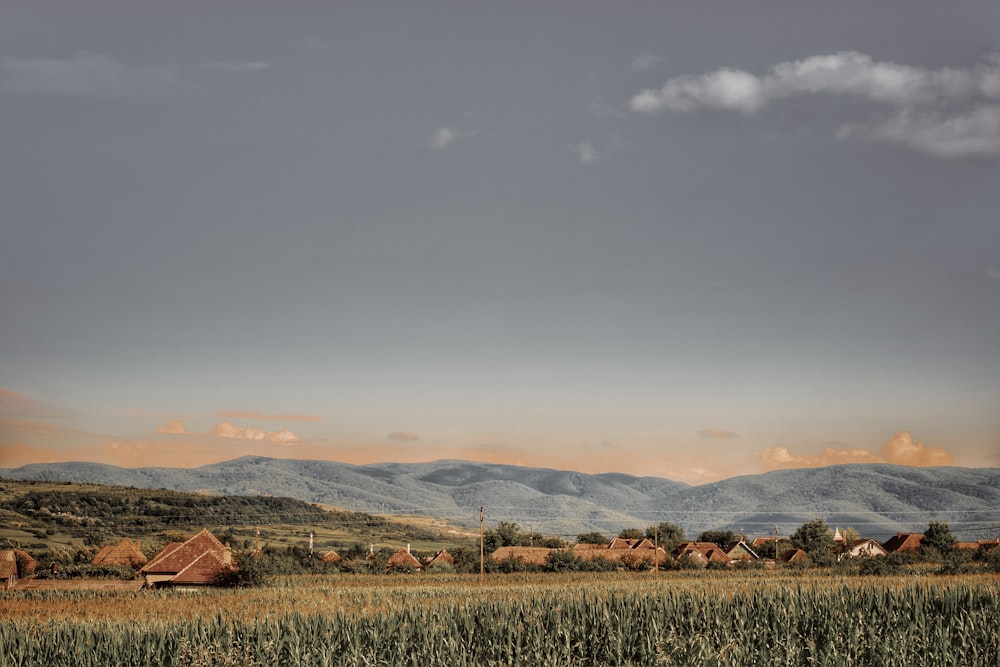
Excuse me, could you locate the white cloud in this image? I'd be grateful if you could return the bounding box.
[202,61,271,72]
[572,141,597,164]
[843,105,1000,158]
[756,431,952,471]
[631,54,662,72]
[430,127,456,148]
[632,52,1000,114]
[632,68,764,113]
[1,53,189,97]
[631,52,1000,158]
[157,419,187,435]
[210,421,300,445]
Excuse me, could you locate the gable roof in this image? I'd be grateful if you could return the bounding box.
[321,549,342,563]
[490,546,556,565]
[141,529,233,585]
[386,547,422,570]
[92,537,147,567]
[847,538,889,557]
[780,548,808,563]
[882,533,924,553]
[426,549,454,567]
[724,540,760,559]
[673,542,729,563]
[0,550,17,580]
[606,537,657,550]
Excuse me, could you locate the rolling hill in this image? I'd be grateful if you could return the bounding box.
[3,457,998,540]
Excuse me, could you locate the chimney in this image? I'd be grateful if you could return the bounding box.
[407,543,411,554]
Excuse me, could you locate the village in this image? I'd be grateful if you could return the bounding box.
[4,519,999,591]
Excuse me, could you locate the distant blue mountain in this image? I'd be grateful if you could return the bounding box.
[3,457,997,541]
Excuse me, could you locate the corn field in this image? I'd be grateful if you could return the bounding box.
[2,574,998,665]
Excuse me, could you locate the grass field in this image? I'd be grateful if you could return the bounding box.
[3,571,998,665]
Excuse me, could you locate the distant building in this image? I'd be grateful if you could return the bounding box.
[842,539,889,559]
[92,537,148,567]
[141,529,235,588]
[0,549,36,590]
[490,546,557,567]
[882,533,924,553]
[425,549,455,569]
[386,546,423,572]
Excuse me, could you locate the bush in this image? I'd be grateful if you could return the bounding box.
[543,550,582,573]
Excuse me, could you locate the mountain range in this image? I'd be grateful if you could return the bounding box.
[2,457,998,541]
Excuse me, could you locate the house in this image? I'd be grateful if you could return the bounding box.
[780,549,809,563]
[977,539,1000,552]
[571,538,666,566]
[842,538,888,558]
[141,529,235,588]
[91,537,148,567]
[321,549,342,564]
[1,549,37,589]
[490,546,557,566]
[386,546,423,572]
[607,537,656,551]
[882,533,924,553]
[1,550,18,590]
[672,542,730,566]
[724,540,760,561]
[425,549,454,569]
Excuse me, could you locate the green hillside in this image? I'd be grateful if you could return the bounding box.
[0,479,470,559]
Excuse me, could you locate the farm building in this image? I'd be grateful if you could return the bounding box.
[1,549,36,590]
[490,546,557,567]
[321,549,342,564]
[843,538,888,558]
[780,549,809,563]
[882,533,924,553]
[386,546,423,572]
[92,537,148,567]
[573,538,666,566]
[141,529,235,588]
[724,540,760,561]
[672,542,730,566]
[425,549,454,569]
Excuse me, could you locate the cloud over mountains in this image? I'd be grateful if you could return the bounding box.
[632,52,1000,157]
[758,431,953,470]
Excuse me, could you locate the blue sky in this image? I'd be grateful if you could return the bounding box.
[1,1,998,481]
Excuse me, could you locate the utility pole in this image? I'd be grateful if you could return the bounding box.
[653,523,659,579]
[479,506,485,585]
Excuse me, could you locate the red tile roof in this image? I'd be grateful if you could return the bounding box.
[142,529,233,585]
[882,533,924,553]
[91,537,147,567]
[386,547,422,571]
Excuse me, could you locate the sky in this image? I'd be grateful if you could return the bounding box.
[1,1,998,484]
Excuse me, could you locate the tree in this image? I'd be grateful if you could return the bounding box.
[645,522,686,552]
[484,521,527,553]
[921,521,956,559]
[698,530,735,549]
[618,528,644,540]
[577,531,607,545]
[791,518,835,565]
